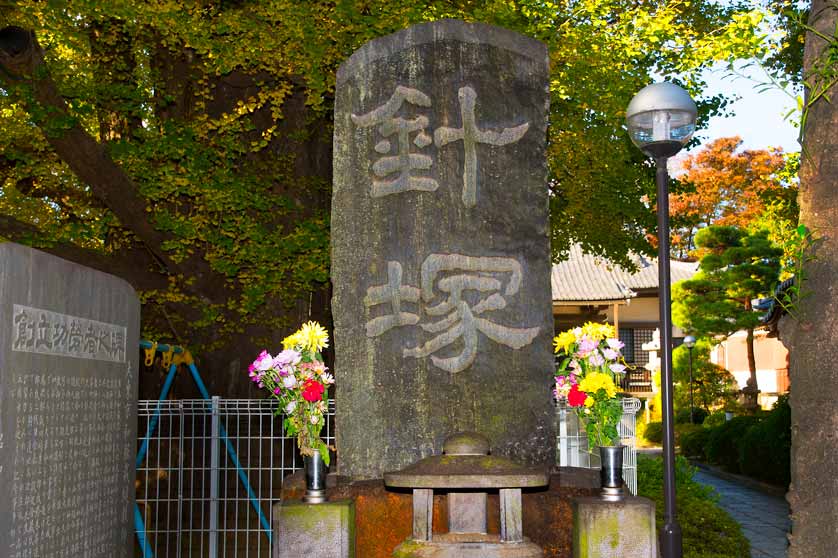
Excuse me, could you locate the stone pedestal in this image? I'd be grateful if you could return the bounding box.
[393,535,542,558]
[572,496,657,558]
[273,500,355,558]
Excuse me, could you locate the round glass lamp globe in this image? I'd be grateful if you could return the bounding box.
[683,335,697,348]
[626,82,697,158]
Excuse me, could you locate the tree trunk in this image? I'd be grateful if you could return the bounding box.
[743,324,759,410]
[778,0,838,554]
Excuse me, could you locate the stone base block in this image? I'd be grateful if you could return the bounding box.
[393,534,542,557]
[273,499,355,558]
[572,496,656,558]
[279,469,598,558]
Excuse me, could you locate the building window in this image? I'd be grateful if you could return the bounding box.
[619,327,655,366]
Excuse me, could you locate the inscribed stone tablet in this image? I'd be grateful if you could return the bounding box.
[332,20,555,479]
[0,242,140,557]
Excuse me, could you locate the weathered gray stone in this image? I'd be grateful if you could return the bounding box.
[448,492,487,534]
[332,19,554,480]
[273,500,355,558]
[387,431,545,556]
[0,242,140,557]
[572,496,657,558]
[393,535,543,558]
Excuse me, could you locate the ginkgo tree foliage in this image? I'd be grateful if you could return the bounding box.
[0,0,783,394]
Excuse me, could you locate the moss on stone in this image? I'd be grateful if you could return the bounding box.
[392,540,426,558]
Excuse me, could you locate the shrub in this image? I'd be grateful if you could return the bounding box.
[675,422,704,442]
[705,416,760,473]
[680,427,711,460]
[676,407,709,425]
[704,410,728,428]
[637,454,713,500]
[637,455,750,558]
[738,396,791,487]
[643,421,663,444]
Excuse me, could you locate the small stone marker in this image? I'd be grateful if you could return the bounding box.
[273,499,355,558]
[572,496,657,558]
[332,19,555,480]
[0,242,140,557]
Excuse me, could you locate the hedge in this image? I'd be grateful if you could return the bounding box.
[704,416,760,474]
[737,397,791,486]
[676,407,709,425]
[644,421,663,444]
[637,455,750,558]
[680,427,711,459]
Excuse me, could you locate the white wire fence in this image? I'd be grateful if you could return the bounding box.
[556,397,642,495]
[134,397,335,558]
[135,397,639,557]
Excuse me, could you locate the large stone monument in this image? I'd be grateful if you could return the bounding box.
[0,242,140,557]
[332,20,555,479]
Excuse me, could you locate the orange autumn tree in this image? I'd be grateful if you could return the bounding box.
[670,136,789,259]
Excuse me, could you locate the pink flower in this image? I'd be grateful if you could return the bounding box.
[273,349,301,367]
[606,338,624,351]
[252,350,274,372]
[576,336,598,357]
[610,363,627,374]
[602,348,618,360]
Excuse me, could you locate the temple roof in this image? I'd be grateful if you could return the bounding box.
[551,244,698,303]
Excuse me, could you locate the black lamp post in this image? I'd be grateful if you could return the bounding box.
[626,82,697,558]
[684,335,697,424]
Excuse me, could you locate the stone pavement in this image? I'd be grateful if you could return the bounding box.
[693,469,790,558]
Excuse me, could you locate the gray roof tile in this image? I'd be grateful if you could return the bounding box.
[551,244,698,302]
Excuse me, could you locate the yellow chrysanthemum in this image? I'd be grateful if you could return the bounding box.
[282,331,304,350]
[581,322,616,341]
[584,396,594,407]
[578,372,618,399]
[297,321,329,353]
[584,322,616,340]
[553,330,577,354]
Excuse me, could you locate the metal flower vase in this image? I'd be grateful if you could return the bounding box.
[302,451,328,504]
[598,445,625,501]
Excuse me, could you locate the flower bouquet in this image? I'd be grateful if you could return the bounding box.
[248,321,334,464]
[553,322,627,449]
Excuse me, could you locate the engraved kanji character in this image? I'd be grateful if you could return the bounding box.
[403,254,540,373]
[68,321,83,353]
[34,314,53,350]
[13,308,35,350]
[52,321,68,351]
[434,86,529,207]
[364,262,421,336]
[352,86,439,197]
[111,330,126,362]
[95,327,112,357]
[83,324,97,354]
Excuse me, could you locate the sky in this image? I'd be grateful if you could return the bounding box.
[690,62,801,154]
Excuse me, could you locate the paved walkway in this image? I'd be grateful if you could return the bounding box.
[693,470,790,558]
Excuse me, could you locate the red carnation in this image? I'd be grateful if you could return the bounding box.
[567,384,588,407]
[301,379,325,402]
